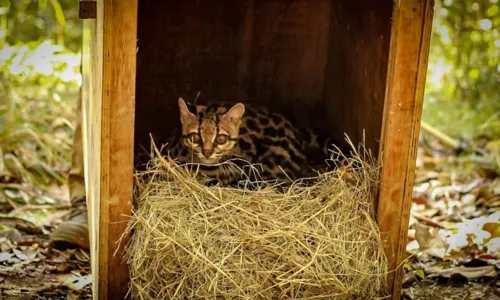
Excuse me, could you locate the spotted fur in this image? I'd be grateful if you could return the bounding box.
[166,98,337,187]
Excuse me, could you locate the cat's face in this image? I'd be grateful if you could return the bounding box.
[178,97,245,164]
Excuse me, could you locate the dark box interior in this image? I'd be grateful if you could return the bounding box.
[134,0,393,167]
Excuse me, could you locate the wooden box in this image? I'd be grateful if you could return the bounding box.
[80,0,434,299]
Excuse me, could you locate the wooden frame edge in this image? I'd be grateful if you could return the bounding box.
[82,0,138,299]
[99,0,138,298]
[83,0,435,298]
[81,3,103,299]
[377,0,435,299]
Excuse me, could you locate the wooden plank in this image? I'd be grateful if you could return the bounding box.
[377,0,434,298]
[79,0,97,19]
[244,0,332,130]
[134,0,332,166]
[98,0,138,299]
[323,0,393,155]
[82,0,138,299]
[81,2,103,299]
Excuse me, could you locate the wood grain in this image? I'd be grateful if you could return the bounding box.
[100,0,137,298]
[123,1,432,299]
[82,0,138,299]
[81,2,102,298]
[377,0,434,298]
[134,0,333,167]
[79,0,96,19]
[323,0,393,154]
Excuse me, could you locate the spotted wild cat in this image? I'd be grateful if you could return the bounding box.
[166,97,339,187]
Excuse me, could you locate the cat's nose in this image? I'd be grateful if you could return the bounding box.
[202,148,214,157]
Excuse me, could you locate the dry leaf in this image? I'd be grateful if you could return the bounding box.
[422,208,440,218]
[63,274,92,290]
[12,248,28,261]
[46,184,70,203]
[0,229,22,242]
[47,255,66,263]
[406,240,420,253]
[24,248,37,260]
[57,263,71,273]
[454,178,483,194]
[74,249,90,263]
[8,257,21,264]
[445,212,500,253]
[43,210,71,227]
[415,223,449,259]
[412,197,428,205]
[462,194,477,206]
[492,181,500,196]
[485,237,500,255]
[426,266,497,279]
[486,197,500,208]
[483,222,500,239]
[67,292,81,300]
[408,229,416,240]
[0,252,12,262]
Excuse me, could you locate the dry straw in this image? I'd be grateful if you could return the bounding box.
[123,137,388,299]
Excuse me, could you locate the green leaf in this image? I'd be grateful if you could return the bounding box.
[470,31,481,42]
[468,69,480,79]
[487,5,498,17]
[50,0,66,27]
[415,269,425,279]
[39,0,48,10]
[4,188,30,204]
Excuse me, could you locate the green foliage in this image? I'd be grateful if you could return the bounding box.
[0,0,82,51]
[415,269,426,280]
[423,0,500,139]
[0,0,81,203]
[0,40,80,190]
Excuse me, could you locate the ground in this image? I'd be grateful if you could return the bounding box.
[0,184,92,299]
[402,135,500,299]
[0,136,498,299]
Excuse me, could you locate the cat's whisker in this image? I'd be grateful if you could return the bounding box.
[167,99,340,189]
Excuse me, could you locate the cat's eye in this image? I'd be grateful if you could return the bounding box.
[188,133,201,143]
[216,134,228,144]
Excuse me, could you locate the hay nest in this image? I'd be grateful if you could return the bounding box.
[123,140,388,299]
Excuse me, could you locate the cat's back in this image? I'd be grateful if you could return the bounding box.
[232,104,308,169]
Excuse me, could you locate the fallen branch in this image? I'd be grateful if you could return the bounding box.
[412,212,444,228]
[420,121,462,151]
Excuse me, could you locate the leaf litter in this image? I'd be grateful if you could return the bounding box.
[0,182,91,299]
[403,135,500,300]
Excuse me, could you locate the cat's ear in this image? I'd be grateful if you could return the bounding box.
[178,97,196,125]
[223,102,245,120]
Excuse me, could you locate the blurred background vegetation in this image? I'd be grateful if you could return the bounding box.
[0,0,81,207]
[424,0,500,140]
[0,0,498,206]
